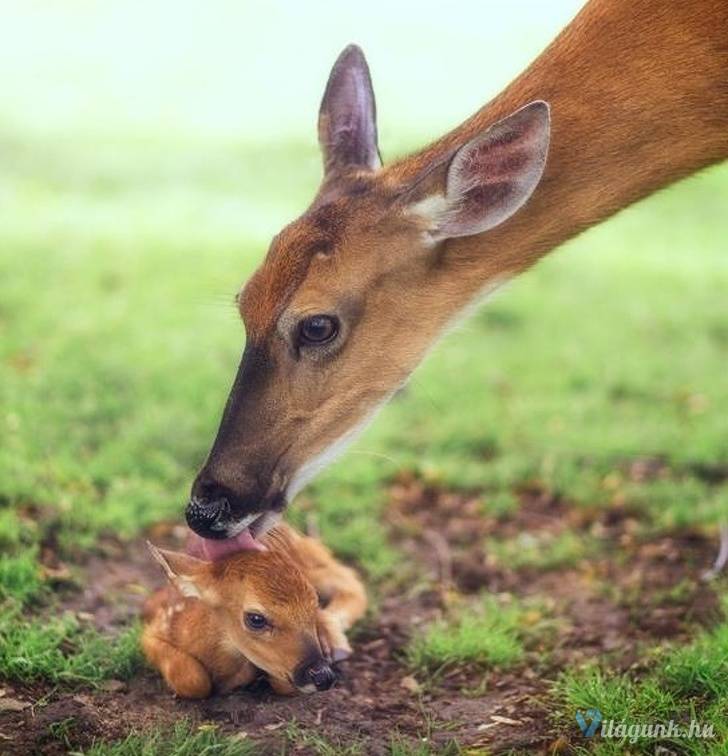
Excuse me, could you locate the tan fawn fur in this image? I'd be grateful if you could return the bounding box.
[141,524,366,698]
[187,0,728,539]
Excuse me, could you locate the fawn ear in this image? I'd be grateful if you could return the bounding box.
[147,542,208,599]
[319,44,381,176]
[408,101,550,240]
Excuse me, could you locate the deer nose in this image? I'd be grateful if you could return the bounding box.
[186,473,245,539]
[187,472,279,539]
[307,661,337,692]
[185,492,230,539]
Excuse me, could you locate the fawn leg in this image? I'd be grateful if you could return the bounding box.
[317,609,352,662]
[309,559,367,661]
[216,659,257,695]
[142,632,212,699]
[311,562,367,631]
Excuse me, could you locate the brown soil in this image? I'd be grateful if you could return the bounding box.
[0,484,723,755]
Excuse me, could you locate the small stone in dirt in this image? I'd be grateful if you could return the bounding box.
[476,722,498,732]
[100,679,127,693]
[0,697,31,712]
[490,715,521,725]
[361,638,387,652]
[400,675,421,694]
[41,563,73,582]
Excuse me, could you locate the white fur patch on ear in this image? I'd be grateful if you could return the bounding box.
[146,541,202,599]
[408,194,450,245]
[406,101,550,243]
[409,193,448,225]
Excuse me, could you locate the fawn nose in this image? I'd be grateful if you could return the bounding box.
[307,661,337,691]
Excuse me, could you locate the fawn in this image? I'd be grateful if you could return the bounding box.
[141,523,366,698]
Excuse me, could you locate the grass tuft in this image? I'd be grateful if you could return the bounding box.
[556,609,728,753]
[0,548,46,606]
[485,530,594,571]
[0,607,142,685]
[407,596,527,673]
[661,610,728,701]
[82,722,257,755]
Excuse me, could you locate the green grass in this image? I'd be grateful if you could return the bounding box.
[0,608,142,685]
[407,596,528,673]
[388,738,460,756]
[83,722,258,756]
[283,723,366,756]
[485,529,594,571]
[557,605,728,753]
[662,616,728,700]
[0,548,47,605]
[283,723,460,756]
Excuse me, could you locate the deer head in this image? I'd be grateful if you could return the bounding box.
[186,45,550,545]
[148,542,337,692]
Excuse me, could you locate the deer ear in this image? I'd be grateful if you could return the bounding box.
[411,101,550,240]
[318,44,381,176]
[147,542,208,600]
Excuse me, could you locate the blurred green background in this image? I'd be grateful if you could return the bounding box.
[1,0,725,566]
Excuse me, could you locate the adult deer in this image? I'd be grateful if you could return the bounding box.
[185,0,728,565]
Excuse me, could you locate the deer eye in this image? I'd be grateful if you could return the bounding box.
[244,612,269,631]
[298,315,339,346]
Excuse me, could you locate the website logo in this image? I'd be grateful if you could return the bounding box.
[575,708,603,737]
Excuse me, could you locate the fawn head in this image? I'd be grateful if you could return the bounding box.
[148,543,337,692]
[187,45,550,543]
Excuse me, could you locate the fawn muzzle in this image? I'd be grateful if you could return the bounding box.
[294,655,337,692]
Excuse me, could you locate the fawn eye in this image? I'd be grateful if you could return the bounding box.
[298,315,339,346]
[244,612,269,631]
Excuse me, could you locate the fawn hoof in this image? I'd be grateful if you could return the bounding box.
[332,647,351,662]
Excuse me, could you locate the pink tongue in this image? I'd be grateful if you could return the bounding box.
[186,528,266,561]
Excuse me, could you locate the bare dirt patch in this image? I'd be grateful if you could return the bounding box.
[1,485,724,755]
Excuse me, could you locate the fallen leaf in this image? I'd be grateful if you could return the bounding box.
[100,679,126,693]
[549,736,571,753]
[490,715,521,725]
[41,564,72,582]
[476,722,499,732]
[0,698,30,713]
[400,675,421,694]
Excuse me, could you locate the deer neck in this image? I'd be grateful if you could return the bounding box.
[388,0,728,301]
